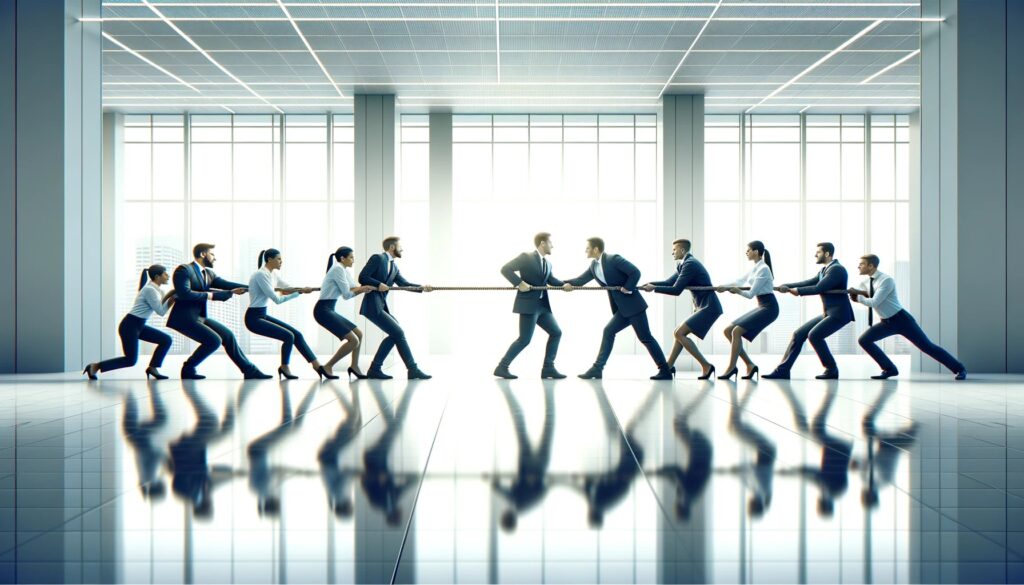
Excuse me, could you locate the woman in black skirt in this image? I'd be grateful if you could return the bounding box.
[716,241,778,381]
[314,246,374,379]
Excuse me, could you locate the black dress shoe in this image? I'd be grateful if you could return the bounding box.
[367,367,393,380]
[493,365,518,379]
[954,369,967,380]
[540,366,567,379]
[577,367,603,380]
[181,369,206,380]
[815,370,839,380]
[762,370,790,380]
[871,370,898,380]
[650,367,673,381]
[244,369,273,380]
[408,368,432,380]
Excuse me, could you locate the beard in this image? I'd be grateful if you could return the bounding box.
[201,256,214,268]
[393,250,403,259]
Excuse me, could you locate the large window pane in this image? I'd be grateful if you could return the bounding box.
[191,144,231,200]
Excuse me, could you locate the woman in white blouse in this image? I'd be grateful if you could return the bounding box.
[244,249,323,380]
[84,265,174,380]
[716,241,779,381]
[314,246,374,380]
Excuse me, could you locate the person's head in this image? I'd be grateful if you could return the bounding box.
[746,240,772,274]
[672,238,691,261]
[140,479,167,501]
[258,496,281,518]
[258,248,282,271]
[500,509,518,532]
[817,496,835,518]
[815,242,835,265]
[138,264,169,290]
[193,243,216,268]
[587,507,604,528]
[534,232,553,256]
[861,488,880,509]
[585,237,605,260]
[675,499,691,521]
[382,236,402,259]
[332,498,354,519]
[858,254,880,276]
[327,246,355,272]
[747,496,766,518]
[386,506,403,527]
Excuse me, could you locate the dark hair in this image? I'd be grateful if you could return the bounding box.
[672,238,691,253]
[382,236,400,252]
[138,264,167,290]
[326,246,354,273]
[861,253,880,267]
[192,243,215,259]
[258,248,280,269]
[748,240,773,275]
[587,237,605,253]
[534,232,551,248]
[817,242,835,257]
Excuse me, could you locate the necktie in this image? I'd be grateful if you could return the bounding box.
[541,256,547,275]
[867,277,875,326]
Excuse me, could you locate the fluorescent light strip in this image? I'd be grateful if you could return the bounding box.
[746,19,882,113]
[138,0,283,113]
[101,32,200,92]
[274,0,344,97]
[101,2,919,7]
[81,16,945,22]
[221,105,236,113]
[861,49,921,84]
[495,0,501,83]
[102,48,922,54]
[798,105,811,113]
[658,0,722,99]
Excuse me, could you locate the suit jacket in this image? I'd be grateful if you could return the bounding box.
[167,263,245,329]
[566,253,648,318]
[500,251,565,314]
[649,253,723,314]
[358,253,421,318]
[785,260,854,321]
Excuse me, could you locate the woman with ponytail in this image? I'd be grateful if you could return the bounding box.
[314,247,374,379]
[715,241,778,381]
[83,265,174,380]
[245,248,323,380]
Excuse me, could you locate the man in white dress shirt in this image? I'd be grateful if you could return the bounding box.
[849,254,967,380]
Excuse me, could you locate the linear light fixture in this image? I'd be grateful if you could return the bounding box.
[495,0,501,83]
[658,0,722,99]
[860,49,920,84]
[81,16,945,22]
[274,0,344,97]
[100,2,920,7]
[746,19,882,113]
[101,32,200,92]
[101,48,923,54]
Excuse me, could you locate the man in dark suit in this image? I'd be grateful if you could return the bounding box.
[358,236,433,380]
[564,237,672,380]
[495,232,567,380]
[764,242,854,380]
[167,243,270,380]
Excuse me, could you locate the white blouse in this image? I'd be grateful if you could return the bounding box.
[128,282,171,319]
[728,260,775,299]
[247,267,299,309]
[319,264,359,301]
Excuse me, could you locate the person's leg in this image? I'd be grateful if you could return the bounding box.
[174,320,222,372]
[138,325,173,368]
[629,313,668,369]
[676,324,712,373]
[348,328,364,371]
[536,312,562,368]
[593,313,630,369]
[499,313,539,367]
[267,315,318,365]
[858,321,899,372]
[204,318,255,373]
[247,313,296,365]
[775,316,821,372]
[369,313,417,370]
[326,330,358,371]
[807,315,849,372]
[97,318,142,372]
[722,325,740,372]
[898,313,966,373]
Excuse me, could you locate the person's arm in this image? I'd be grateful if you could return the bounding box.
[173,265,218,302]
[358,254,384,287]
[796,267,844,296]
[500,254,524,286]
[209,271,247,291]
[784,275,818,290]
[655,266,691,296]
[738,267,771,299]
[146,287,171,317]
[857,277,895,308]
[256,272,298,305]
[393,269,422,291]
[618,256,641,293]
[564,268,594,287]
[334,268,359,300]
[546,270,564,287]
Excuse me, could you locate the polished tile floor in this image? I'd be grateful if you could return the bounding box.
[1,356,1023,584]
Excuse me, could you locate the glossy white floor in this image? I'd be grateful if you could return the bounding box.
[1,356,1022,584]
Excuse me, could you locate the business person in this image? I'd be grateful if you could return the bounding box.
[84,265,174,380]
[764,243,854,380]
[849,254,967,380]
[564,237,672,380]
[642,238,722,379]
[244,249,321,380]
[495,232,567,380]
[358,236,433,380]
[315,246,374,380]
[717,241,778,380]
[167,243,270,380]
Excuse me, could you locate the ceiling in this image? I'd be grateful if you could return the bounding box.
[98,0,925,114]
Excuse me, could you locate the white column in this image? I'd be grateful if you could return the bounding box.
[429,112,453,354]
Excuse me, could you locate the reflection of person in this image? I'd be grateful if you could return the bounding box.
[788,384,853,517]
[727,385,776,517]
[245,382,319,517]
[860,383,918,509]
[169,381,237,519]
[492,380,557,531]
[122,382,170,499]
[316,247,374,380]
[766,243,854,380]
[495,233,567,380]
[361,381,418,526]
[84,265,174,380]
[655,388,713,521]
[358,237,433,380]
[849,254,967,380]
[565,238,672,380]
[244,249,321,380]
[717,241,777,381]
[318,385,363,519]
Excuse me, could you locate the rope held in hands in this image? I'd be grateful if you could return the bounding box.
[383,285,852,295]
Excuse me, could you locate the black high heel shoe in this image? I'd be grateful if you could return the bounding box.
[718,367,738,381]
[698,365,716,380]
[83,365,98,380]
[316,365,339,380]
[742,365,760,381]
[670,366,676,378]
[348,367,368,380]
[278,366,299,380]
[145,367,168,380]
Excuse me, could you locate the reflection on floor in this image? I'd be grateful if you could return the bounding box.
[1,357,1023,584]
